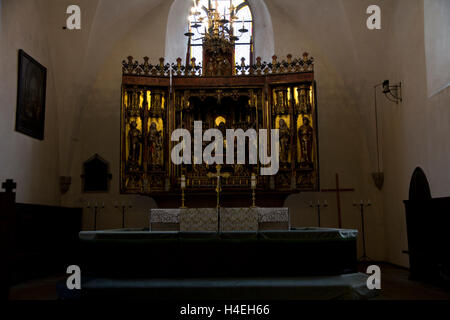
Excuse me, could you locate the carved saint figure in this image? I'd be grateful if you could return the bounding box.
[181,90,191,111]
[274,90,286,114]
[155,134,163,166]
[279,119,291,164]
[148,122,163,166]
[298,89,312,114]
[207,57,215,76]
[151,93,163,117]
[220,58,231,76]
[298,117,314,164]
[132,91,140,110]
[128,121,141,164]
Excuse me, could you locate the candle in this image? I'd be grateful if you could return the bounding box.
[309,201,313,207]
[181,175,186,189]
[324,200,328,206]
[251,174,257,188]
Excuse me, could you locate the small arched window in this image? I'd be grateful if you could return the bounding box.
[188,0,253,66]
[424,0,450,96]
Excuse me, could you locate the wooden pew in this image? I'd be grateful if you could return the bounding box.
[0,180,82,299]
[404,197,450,287]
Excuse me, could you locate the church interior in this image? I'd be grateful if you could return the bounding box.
[1,0,450,304]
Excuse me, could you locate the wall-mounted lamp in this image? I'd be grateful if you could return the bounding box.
[382,80,402,104]
[371,80,402,190]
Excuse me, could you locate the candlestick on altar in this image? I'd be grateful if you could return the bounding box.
[309,200,328,228]
[353,200,372,261]
[180,175,187,208]
[115,201,133,229]
[86,201,105,231]
[251,173,257,208]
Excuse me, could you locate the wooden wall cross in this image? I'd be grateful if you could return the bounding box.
[1,179,17,193]
[321,174,355,228]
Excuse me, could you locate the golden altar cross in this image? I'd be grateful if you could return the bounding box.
[207,165,231,208]
[321,173,355,229]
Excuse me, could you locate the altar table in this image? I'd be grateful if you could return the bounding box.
[149,207,290,232]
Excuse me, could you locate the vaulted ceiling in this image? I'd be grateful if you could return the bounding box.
[34,0,400,177]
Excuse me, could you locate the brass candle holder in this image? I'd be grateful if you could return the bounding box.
[86,202,105,231]
[180,175,187,209]
[251,173,257,208]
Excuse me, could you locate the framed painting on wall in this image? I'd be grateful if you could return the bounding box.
[15,49,47,140]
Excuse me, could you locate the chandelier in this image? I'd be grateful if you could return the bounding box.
[184,0,248,42]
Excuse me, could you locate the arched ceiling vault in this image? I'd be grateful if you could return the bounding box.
[41,0,166,174]
[40,0,396,176]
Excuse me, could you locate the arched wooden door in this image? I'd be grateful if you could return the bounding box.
[408,167,431,201]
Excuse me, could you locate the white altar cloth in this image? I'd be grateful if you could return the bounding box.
[150,208,290,232]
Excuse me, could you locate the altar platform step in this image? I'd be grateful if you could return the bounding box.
[77,273,379,300]
[79,229,359,278]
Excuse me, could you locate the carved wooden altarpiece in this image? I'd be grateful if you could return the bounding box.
[120,53,319,207]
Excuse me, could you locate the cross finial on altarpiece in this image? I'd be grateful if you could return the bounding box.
[2,179,17,193]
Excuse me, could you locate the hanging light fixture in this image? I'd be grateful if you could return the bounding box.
[184,0,248,42]
[371,79,402,190]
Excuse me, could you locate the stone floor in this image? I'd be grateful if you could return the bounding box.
[8,263,450,300]
[361,263,450,300]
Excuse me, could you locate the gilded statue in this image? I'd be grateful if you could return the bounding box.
[207,57,215,76]
[148,122,163,166]
[179,90,190,111]
[184,91,191,108]
[155,134,163,166]
[214,57,224,76]
[151,92,163,118]
[274,90,286,115]
[127,176,137,189]
[279,119,291,164]
[298,117,314,164]
[220,58,231,76]
[128,120,141,164]
[132,91,139,109]
[297,88,311,114]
